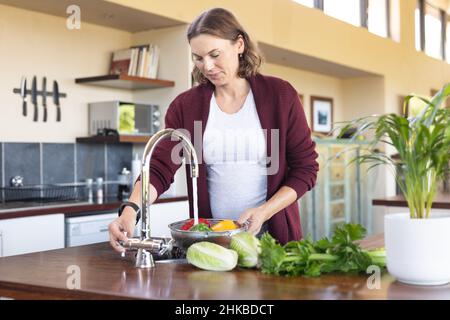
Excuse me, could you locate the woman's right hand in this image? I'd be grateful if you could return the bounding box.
[108,208,137,253]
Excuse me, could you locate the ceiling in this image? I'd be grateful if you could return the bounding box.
[258,42,380,79]
[0,0,185,32]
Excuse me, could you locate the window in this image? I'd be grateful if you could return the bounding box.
[368,0,389,37]
[415,2,423,51]
[424,2,443,59]
[292,0,315,8]
[416,0,448,61]
[323,0,361,27]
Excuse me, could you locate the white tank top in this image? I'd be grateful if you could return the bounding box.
[203,89,268,221]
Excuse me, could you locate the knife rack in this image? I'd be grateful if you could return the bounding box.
[12,88,67,98]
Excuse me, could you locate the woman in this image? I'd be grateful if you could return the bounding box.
[109,8,319,252]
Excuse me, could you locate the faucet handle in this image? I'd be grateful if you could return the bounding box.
[158,238,174,256]
[120,232,128,258]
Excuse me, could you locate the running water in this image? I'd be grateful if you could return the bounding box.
[191,177,199,225]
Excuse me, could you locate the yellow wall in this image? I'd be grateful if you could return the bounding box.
[107,0,449,105]
[261,63,344,126]
[105,0,449,199]
[1,0,449,199]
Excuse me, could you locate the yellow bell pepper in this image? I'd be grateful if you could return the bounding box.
[211,219,238,232]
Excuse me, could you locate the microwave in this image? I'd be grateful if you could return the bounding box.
[88,101,161,135]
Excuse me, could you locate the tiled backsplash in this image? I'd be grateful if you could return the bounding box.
[4,143,41,186]
[42,143,75,184]
[0,142,132,197]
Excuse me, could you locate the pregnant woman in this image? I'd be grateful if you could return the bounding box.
[109,7,319,252]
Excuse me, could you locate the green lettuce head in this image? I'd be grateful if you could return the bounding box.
[186,242,238,271]
[230,232,261,268]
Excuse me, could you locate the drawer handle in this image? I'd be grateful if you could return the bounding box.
[99,227,109,232]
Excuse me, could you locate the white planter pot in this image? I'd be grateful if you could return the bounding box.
[385,212,450,286]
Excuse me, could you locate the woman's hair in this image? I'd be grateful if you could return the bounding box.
[187,8,263,84]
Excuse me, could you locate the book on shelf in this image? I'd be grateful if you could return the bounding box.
[110,44,160,79]
[109,48,132,75]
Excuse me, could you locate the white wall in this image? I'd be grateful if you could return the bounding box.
[0,4,132,142]
[131,25,192,119]
[131,25,191,197]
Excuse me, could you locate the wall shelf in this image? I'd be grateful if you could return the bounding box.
[74,74,175,90]
[76,135,151,144]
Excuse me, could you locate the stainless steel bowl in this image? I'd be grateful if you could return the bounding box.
[168,218,247,250]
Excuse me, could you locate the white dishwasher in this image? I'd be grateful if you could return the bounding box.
[65,212,118,247]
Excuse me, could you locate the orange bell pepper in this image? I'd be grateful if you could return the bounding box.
[211,219,238,232]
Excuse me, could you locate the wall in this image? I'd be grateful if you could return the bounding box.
[2,0,450,200]
[107,0,449,202]
[0,4,132,142]
[109,0,449,107]
[260,62,344,126]
[131,25,192,119]
[130,25,192,197]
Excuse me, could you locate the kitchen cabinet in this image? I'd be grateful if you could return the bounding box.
[65,212,117,247]
[300,138,374,240]
[0,214,64,257]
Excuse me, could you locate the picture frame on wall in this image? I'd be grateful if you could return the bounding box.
[311,96,333,134]
[399,95,409,117]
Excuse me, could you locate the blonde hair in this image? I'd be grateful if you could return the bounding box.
[187,8,263,84]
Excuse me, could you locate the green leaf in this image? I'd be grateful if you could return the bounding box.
[258,224,385,277]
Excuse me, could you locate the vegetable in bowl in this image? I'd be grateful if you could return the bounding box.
[189,223,212,231]
[180,218,211,231]
[179,219,238,232]
[168,218,247,251]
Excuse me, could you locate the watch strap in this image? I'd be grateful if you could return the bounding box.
[118,201,141,225]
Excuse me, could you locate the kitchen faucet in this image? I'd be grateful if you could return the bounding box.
[120,128,199,268]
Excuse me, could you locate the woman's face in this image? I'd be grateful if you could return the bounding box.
[190,34,244,86]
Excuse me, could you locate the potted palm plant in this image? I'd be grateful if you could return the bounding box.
[338,83,450,285]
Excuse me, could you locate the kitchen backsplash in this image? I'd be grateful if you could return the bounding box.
[0,142,132,198]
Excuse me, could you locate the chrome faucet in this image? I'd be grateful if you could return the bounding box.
[120,128,199,268]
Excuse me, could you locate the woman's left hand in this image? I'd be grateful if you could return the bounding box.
[237,206,270,235]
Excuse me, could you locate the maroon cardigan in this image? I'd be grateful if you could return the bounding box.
[148,73,319,244]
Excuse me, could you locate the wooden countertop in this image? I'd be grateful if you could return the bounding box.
[0,196,188,220]
[372,192,450,209]
[1,234,449,300]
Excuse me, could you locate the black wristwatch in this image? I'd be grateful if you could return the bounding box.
[118,201,141,225]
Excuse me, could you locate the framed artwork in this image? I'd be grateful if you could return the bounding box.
[399,95,409,117]
[310,96,333,134]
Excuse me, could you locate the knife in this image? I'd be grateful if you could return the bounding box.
[31,76,38,122]
[53,80,61,122]
[20,77,27,116]
[42,77,47,122]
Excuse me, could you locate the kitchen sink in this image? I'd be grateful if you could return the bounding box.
[155,258,188,264]
[139,238,187,263]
